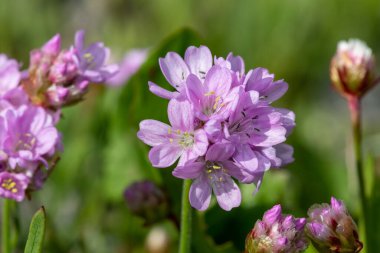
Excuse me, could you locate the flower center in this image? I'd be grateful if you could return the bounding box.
[15,133,36,152]
[203,91,225,116]
[84,53,94,63]
[168,128,194,148]
[205,161,228,185]
[1,178,18,193]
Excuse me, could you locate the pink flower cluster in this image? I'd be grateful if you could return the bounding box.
[138,46,295,211]
[0,31,118,201]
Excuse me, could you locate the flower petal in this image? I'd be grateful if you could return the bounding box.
[137,120,170,146]
[193,129,208,156]
[205,143,235,162]
[36,127,58,155]
[159,52,189,89]
[184,45,212,80]
[264,80,288,103]
[212,176,241,211]
[148,144,182,168]
[168,99,193,131]
[226,53,245,76]
[204,66,232,97]
[172,161,204,179]
[148,81,178,99]
[189,173,212,211]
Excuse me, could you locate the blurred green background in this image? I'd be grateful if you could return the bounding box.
[1,0,380,252]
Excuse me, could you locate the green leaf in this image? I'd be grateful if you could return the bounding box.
[24,207,46,253]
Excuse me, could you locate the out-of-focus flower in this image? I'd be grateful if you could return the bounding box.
[21,31,118,109]
[49,48,79,85]
[306,197,363,253]
[138,45,295,211]
[145,226,171,253]
[0,54,21,96]
[124,181,168,225]
[0,171,29,202]
[1,105,58,168]
[0,105,61,201]
[106,49,148,87]
[330,39,377,98]
[74,30,118,83]
[245,205,309,253]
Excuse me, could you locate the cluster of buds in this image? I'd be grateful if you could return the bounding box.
[330,39,378,99]
[245,205,308,253]
[23,30,118,109]
[138,45,295,211]
[306,197,363,253]
[124,181,169,225]
[0,31,118,201]
[245,197,363,253]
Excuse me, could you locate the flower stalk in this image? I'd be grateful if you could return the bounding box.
[178,179,192,253]
[2,199,11,253]
[348,95,368,245]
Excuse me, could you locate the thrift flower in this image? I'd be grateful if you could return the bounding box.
[22,31,118,109]
[138,99,208,167]
[185,65,239,121]
[1,105,58,170]
[245,205,309,253]
[244,67,288,104]
[0,171,29,202]
[0,54,21,96]
[74,30,118,83]
[138,45,295,211]
[173,143,243,211]
[149,45,213,99]
[330,39,377,98]
[306,197,363,253]
[106,49,148,86]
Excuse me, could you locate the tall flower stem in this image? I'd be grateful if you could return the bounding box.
[2,199,11,253]
[178,179,192,253]
[348,96,368,241]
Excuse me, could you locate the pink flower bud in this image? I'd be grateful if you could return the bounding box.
[49,49,78,85]
[245,205,309,253]
[330,39,377,98]
[306,197,363,253]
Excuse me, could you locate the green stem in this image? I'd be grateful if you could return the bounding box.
[178,179,192,253]
[2,199,11,253]
[348,96,368,242]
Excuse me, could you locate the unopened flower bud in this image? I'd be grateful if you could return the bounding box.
[306,197,363,253]
[330,39,377,98]
[45,85,69,108]
[245,204,309,253]
[124,181,168,225]
[49,49,78,85]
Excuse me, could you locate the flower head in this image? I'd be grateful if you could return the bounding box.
[306,197,363,253]
[1,105,58,169]
[245,205,309,253]
[21,31,117,109]
[138,45,295,211]
[330,39,377,98]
